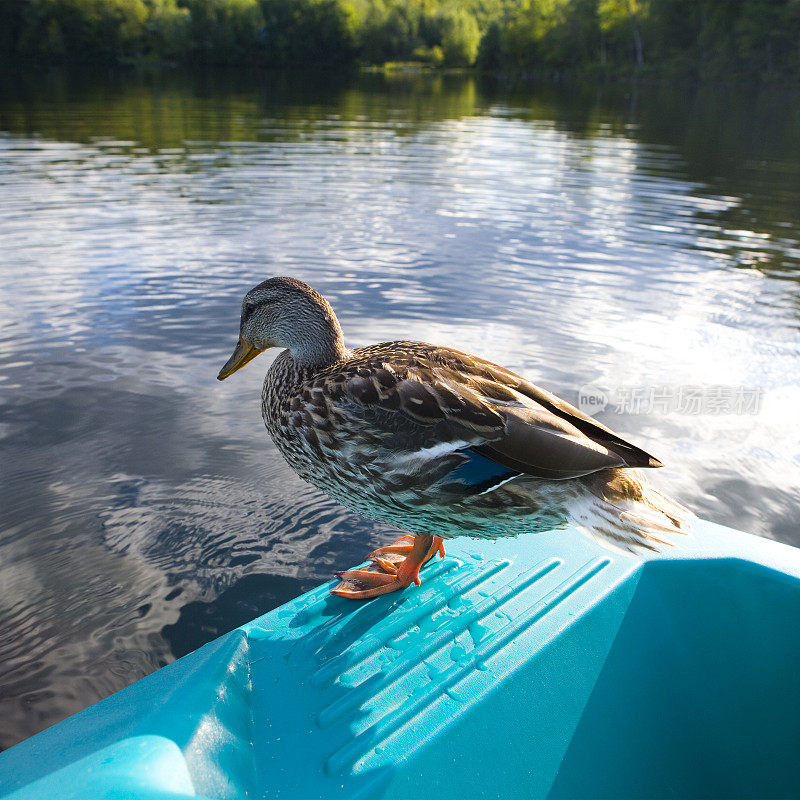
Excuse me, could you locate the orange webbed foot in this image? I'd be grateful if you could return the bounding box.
[331,535,445,600]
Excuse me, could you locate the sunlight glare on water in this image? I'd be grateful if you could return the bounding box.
[0,69,799,748]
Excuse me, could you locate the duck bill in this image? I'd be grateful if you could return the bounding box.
[217,339,261,380]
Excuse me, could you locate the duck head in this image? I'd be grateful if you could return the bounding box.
[217,277,346,380]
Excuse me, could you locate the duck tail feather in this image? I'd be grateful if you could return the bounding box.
[568,472,693,555]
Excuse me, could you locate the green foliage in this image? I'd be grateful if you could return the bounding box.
[1,0,800,80]
[597,0,647,65]
[475,0,800,78]
[476,19,502,70]
[146,0,192,60]
[645,0,800,79]
[411,44,444,65]
[180,0,264,63]
[352,1,479,66]
[259,0,357,66]
[1,0,150,62]
[439,8,480,65]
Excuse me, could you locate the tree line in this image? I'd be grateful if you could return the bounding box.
[2,0,799,80]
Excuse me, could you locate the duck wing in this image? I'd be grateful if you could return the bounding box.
[445,349,663,472]
[318,342,662,482]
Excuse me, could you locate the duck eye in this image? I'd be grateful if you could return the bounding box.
[246,298,276,314]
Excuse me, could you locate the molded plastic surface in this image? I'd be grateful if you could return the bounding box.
[2,519,799,799]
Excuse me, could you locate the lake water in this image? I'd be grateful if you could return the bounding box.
[1,68,799,749]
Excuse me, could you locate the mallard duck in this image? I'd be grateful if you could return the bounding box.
[218,277,690,599]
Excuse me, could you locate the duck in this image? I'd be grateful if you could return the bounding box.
[218,277,690,599]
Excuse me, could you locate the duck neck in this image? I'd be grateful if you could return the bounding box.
[286,306,348,370]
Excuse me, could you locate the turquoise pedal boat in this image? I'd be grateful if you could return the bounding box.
[1,518,799,799]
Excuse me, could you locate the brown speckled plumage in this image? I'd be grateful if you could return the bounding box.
[216,278,691,554]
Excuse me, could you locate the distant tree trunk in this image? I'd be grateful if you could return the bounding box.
[600,32,606,64]
[632,23,643,65]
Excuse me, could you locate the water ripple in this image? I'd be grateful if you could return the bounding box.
[0,69,799,748]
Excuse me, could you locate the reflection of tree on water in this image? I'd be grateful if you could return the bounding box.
[631,83,800,289]
[1,66,799,752]
[0,69,485,151]
[2,67,797,231]
[489,78,800,302]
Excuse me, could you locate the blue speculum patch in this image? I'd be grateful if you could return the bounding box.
[447,449,520,493]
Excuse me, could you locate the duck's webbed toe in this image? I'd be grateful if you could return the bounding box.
[331,534,445,600]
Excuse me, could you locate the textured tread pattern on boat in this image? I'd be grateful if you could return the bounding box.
[314,555,611,775]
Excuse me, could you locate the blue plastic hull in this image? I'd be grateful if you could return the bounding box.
[2,519,800,799]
